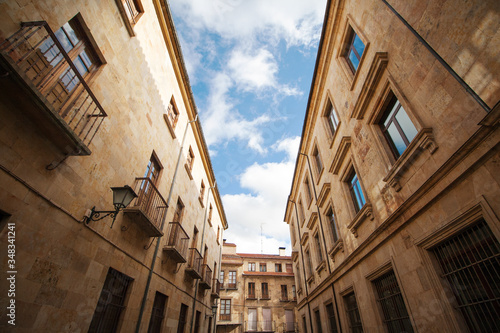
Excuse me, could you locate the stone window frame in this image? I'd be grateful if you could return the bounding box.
[304,246,315,284]
[367,77,437,193]
[339,158,374,238]
[298,196,306,227]
[414,197,500,332]
[336,15,370,90]
[114,0,144,37]
[339,285,365,333]
[311,140,324,185]
[207,204,213,227]
[184,146,195,180]
[312,228,326,274]
[164,96,179,139]
[304,173,314,209]
[324,201,344,261]
[198,180,205,207]
[322,93,342,148]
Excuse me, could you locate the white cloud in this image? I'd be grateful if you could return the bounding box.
[228,48,278,92]
[221,136,300,253]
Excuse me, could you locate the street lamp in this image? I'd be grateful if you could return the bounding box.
[84,185,137,228]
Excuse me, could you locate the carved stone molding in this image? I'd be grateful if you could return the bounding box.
[330,136,352,174]
[347,203,374,237]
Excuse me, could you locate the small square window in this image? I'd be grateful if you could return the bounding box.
[248,262,256,272]
[344,28,365,73]
[260,263,267,272]
[167,98,179,129]
[187,147,195,171]
[275,263,282,272]
[122,0,144,25]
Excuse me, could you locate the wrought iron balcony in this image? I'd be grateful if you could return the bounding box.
[211,279,220,298]
[244,321,275,332]
[163,222,189,263]
[123,177,167,237]
[199,264,212,290]
[0,21,106,156]
[185,248,203,279]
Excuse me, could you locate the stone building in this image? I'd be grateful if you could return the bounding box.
[284,0,500,333]
[217,241,298,333]
[0,0,227,332]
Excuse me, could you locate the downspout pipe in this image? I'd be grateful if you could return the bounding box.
[380,0,490,113]
[289,198,315,333]
[135,115,198,333]
[189,182,216,333]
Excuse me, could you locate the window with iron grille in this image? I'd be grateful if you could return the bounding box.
[373,271,414,333]
[347,168,366,213]
[220,299,231,321]
[325,303,339,333]
[379,94,418,159]
[147,292,168,333]
[343,292,363,333]
[177,303,188,333]
[281,285,288,301]
[314,308,323,333]
[88,268,133,333]
[431,220,500,333]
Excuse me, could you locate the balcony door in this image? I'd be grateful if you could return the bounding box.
[138,154,161,211]
[248,309,257,331]
[285,309,294,332]
[263,308,272,331]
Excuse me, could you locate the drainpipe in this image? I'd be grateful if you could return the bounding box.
[298,154,343,332]
[189,182,216,333]
[135,115,198,333]
[289,198,315,333]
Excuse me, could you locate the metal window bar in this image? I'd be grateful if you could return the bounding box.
[344,293,364,333]
[326,303,339,333]
[432,220,500,333]
[147,292,167,333]
[166,222,189,259]
[373,271,414,333]
[187,248,203,276]
[202,264,212,286]
[0,21,107,148]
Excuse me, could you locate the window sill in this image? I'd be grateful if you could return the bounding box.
[315,260,326,274]
[184,163,193,180]
[329,239,344,261]
[246,297,257,300]
[347,203,374,238]
[260,297,271,300]
[383,128,438,192]
[307,274,315,285]
[163,114,177,139]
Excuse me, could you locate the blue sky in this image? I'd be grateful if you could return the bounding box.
[169,0,327,254]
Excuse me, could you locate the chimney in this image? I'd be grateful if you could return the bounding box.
[279,247,286,256]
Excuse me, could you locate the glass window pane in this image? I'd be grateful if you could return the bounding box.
[395,106,418,143]
[74,56,89,76]
[62,22,80,46]
[353,34,365,58]
[348,50,359,71]
[387,123,407,157]
[54,28,73,53]
[383,101,399,127]
[80,50,94,68]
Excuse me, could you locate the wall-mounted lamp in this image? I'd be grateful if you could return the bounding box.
[84,186,137,228]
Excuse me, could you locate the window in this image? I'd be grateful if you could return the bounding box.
[314,309,323,333]
[303,316,308,333]
[187,147,195,171]
[166,98,179,129]
[121,0,144,25]
[199,180,205,202]
[228,271,236,289]
[147,292,167,333]
[347,168,366,213]
[292,285,296,300]
[344,28,365,73]
[344,292,363,333]
[194,311,201,333]
[431,220,500,333]
[314,233,323,263]
[220,299,231,321]
[217,226,221,245]
[312,145,323,176]
[327,208,339,243]
[379,95,418,159]
[373,271,414,333]
[304,176,313,206]
[248,262,256,272]
[325,99,339,137]
[219,271,224,288]
[262,283,270,299]
[177,303,188,333]
[296,264,303,291]
[260,263,267,272]
[291,221,296,245]
[171,198,184,224]
[281,285,288,301]
[88,268,133,333]
[208,204,213,225]
[286,263,293,273]
[298,198,305,224]
[248,282,256,299]
[305,250,313,279]
[275,263,282,272]
[326,303,339,333]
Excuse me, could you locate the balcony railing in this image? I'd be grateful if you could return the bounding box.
[244,321,275,332]
[163,222,189,263]
[185,248,203,279]
[124,177,167,237]
[247,293,256,300]
[261,293,270,300]
[211,279,220,298]
[0,21,106,155]
[199,264,212,290]
[226,282,238,290]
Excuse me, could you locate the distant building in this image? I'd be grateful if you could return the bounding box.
[284,0,500,333]
[217,241,298,333]
[0,1,227,332]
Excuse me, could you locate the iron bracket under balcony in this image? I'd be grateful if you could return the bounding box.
[0,21,107,156]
